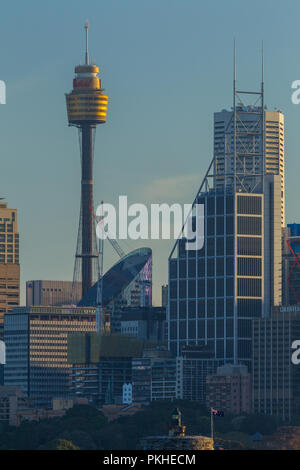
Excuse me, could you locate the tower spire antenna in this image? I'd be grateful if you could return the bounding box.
[261,40,264,92]
[85,21,89,65]
[233,38,236,89]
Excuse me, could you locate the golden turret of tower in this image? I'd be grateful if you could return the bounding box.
[65,23,108,125]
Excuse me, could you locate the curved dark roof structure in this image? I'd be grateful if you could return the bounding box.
[78,247,152,307]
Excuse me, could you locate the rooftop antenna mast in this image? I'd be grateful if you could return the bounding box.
[261,40,265,191]
[233,38,237,195]
[85,21,90,65]
[261,40,264,93]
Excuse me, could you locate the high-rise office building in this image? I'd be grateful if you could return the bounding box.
[0,201,20,339]
[26,280,82,307]
[176,345,223,404]
[132,348,176,403]
[252,306,300,421]
[168,61,282,366]
[4,306,96,408]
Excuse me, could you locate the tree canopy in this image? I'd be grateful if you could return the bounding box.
[0,401,281,450]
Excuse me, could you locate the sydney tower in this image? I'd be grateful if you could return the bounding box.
[66,23,108,299]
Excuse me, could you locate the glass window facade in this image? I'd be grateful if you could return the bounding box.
[168,192,263,366]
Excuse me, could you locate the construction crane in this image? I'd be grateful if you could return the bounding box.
[90,202,123,333]
[91,202,151,332]
[93,203,105,333]
[107,236,126,259]
[96,235,104,332]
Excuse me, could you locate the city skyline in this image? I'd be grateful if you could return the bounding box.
[2,1,300,453]
[1,0,300,305]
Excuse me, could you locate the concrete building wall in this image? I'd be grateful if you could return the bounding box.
[26,280,81,307]
[206,364,251,414]
[0,386,28,426]
[0,202,20,339]
[176,356,222,404]
[263,175,282,315]
[265,111,285,227]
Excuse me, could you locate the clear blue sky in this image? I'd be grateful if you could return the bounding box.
[1,0,300,304]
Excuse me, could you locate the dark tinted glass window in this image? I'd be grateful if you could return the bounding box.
[226,196,234,214]
[226,258,234,276]
[238,257,262,276]
[188,259,196,277]
[237,299,262,317]
[198,300,205,317]
[217,319,224,338]
[198,320,205,337]
[226,299,234,316]
[226,278,234,296]
[226,216,234,234]
[226,319,234,337]
[207,238,215,256]
[198,259,205,276]
[216,197,224,215]
[207,320,214,338]
[198,279,205,297]
[207,197,215,215]
[216,258,224,276]
[238,278,261,297]
[207,299,214,317]
[207,279,215,297]
[179,260,186,278]
[169,260,177,278]
[217,278,224,297]
[226,237,234,255]
[207,217,215,236]
[179,280,187,298]
[207,259,215,276]
[188,279,196,298]
[237,237,261,256]
[216,238,224,256]
[237,195,262,215]
[237,216,262,235]
[216,217,224,235]
[188,300,196,318]
[170,281,177,299]
[216,299,224,317]
[170,301,177,319]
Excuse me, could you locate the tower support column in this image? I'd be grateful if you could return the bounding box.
[81,124,94,297]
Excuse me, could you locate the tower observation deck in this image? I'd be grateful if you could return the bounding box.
[66,23,108,299]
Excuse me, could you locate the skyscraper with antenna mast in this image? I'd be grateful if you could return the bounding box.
[66,23,108,299]
[168,44,283,366]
